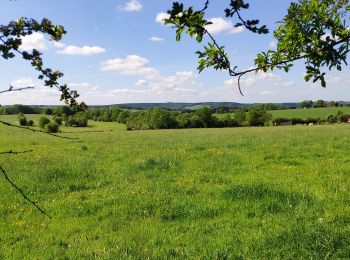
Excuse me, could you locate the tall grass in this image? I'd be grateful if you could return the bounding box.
[0,115,349,258]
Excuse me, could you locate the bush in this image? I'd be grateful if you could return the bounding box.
[219,113,239,127]
[290,118,305,125]
[247,109,272,126]
[27,120,35,126]
[272,117,290,125]
[39,117,51,128]
[45,122,60,133]
[337,114,350,123]
[18,115,28,126]
[304,117,319,124]
[53,116,63,126]
[65,112,89,127]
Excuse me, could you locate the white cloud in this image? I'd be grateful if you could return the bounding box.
[108,88,147,94]
[57,45,106,56]
[156,12,170,25]
[138,70,198,93]
[0,77,59,105]
[149,36,164,42]
[260,91,271,96]
[118,0,142,12]
[68,83,100,91]
[101,54,199,96]
[19,32,47,51]
[269,41,276,49]
[205,17,244,35]
[224,72,281,88]
[11,77,38,88]
[328,75,350,84]
[52,41,66,49]
[279,81,295,87]
[101,55,159,75]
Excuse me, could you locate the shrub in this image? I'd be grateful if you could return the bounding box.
[290,118,305,125]
[219,113,239,127]
[247,109,272,126]
[45,122,60,133]
[39,117,51,128]
[65,112,89,127]
[305,117,319,124]
[272,117,290,125]
[337,114,350,123]
[27,120,35,126]
[53,116,63,126]
[18,115,28,126]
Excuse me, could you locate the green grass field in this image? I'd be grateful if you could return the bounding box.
[0,115,349,258]
[269,107,350,119]
[215,106,350,120]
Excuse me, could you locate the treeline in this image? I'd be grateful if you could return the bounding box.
[0,104,77,116]
[299,100,348,108]
[78,106,272,130]
[214,103,295,114]
[125,107,272,130]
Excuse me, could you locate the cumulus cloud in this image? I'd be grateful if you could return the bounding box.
[68,83,100,91]
[0,77,60,105]
[136,70,198,93]
[224,72,281,88]
[205,17,244,34]
[149,36,164,42]
[260,90,271,96]
[19,32,47,51]
[118,0,142,12]
[327,74,350,84]
[57,45,106,56]
[11,77,38,88]
[101,55,159,75]
[101,54,199,95]
[156,12,170,25]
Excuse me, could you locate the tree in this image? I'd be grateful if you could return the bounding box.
[299,100,314,108]
[0,15,86,216]
[315,99,327,108]
[195,106,213,127]
[234,108,246,125]
[165,0,350,93]
[0,18,84,107]
[247,108,272,126]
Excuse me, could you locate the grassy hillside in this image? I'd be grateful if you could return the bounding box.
[215,107,350,120]
[0,115,349,258]
[269,107,350,119]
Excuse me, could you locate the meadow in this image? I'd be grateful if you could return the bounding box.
[0,114,349,258]
[215,106,350,121]
[269,107,350,119]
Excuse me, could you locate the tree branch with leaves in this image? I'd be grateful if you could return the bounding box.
[0,17,85,108]
[165,0,350,94]
[0,16,85,217]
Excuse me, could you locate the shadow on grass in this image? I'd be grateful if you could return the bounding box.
[223,184,315,214]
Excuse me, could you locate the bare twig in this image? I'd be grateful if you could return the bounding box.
[0,165,51,218]
[0,150,33,155]
[199,0,209,12]
[0,120,79,140]
[0,85,34,94]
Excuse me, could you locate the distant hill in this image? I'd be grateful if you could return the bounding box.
[95,102,300,111]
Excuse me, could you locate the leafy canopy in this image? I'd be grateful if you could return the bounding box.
[0,17,83,110]
[165,0,350,92]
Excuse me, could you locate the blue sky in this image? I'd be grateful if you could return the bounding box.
[0,0,349,105]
